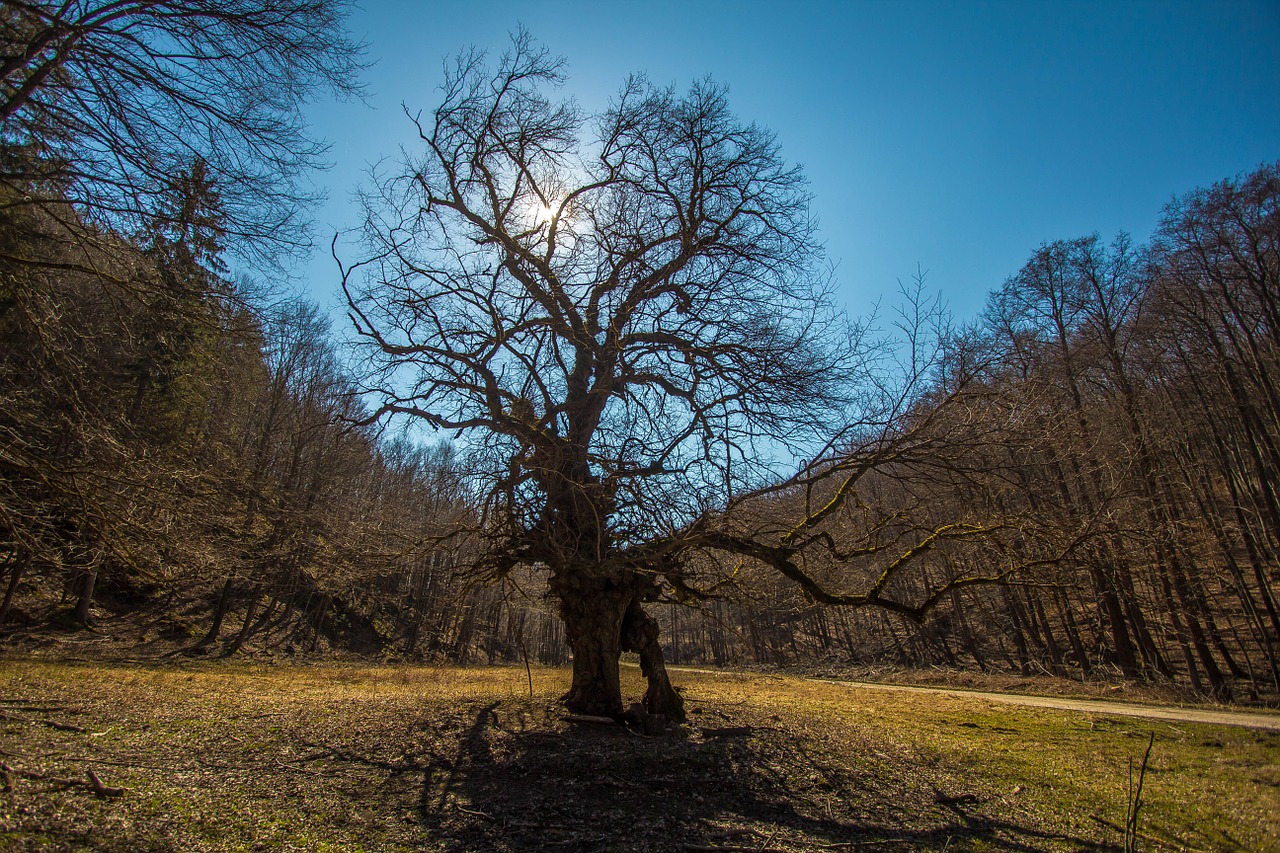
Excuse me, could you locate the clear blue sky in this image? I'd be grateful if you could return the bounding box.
[299,0,1279,324]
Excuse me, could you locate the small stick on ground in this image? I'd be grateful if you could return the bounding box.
[0,763,123,797]
[682,847,790,853]
[85,769,124,798]
[0,713,89,733]
[933,790,981,806]
[453,803,494,820]
[563,714,616,725]
[46,720,88,733]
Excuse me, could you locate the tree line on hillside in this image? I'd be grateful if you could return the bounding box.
[0,8,1276,705]
[6,157,1270,704]
[667,167,1280,701]
[0,166,458,651]
[0,5,561,667]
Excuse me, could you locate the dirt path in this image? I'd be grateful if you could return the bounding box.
[818,679,1280,732]
[656,664,1280,732]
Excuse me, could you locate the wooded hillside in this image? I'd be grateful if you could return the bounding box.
[0,3,1275,703]
[3,160,1276,702]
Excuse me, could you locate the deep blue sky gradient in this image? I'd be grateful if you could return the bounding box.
[299,0,1279,323]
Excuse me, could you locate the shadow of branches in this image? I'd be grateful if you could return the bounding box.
[329,698,1115,853]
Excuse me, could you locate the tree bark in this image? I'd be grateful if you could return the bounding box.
[72,568,97,626]
[557,573,630,717]
[621,596,685,720]
[0,552,28,627]
[555,569,685,722]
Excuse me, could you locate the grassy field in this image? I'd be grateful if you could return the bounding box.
[0,660,1276,852]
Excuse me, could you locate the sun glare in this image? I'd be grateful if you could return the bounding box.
[520,195,563,229]
[512,193,581,247]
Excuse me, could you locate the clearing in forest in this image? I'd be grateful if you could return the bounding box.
[0,661,1276,852]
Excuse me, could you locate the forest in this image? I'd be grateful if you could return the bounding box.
[2,3,1279,710]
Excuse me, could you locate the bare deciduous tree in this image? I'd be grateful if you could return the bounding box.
[343,34,1056,719]
[344,33,855,718]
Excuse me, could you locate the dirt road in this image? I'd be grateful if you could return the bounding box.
[653,664,1280,732]
[816,679,1280,732]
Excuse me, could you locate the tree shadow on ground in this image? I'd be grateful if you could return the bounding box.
[387,699,1111,853]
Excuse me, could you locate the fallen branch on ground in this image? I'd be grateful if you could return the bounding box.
[0,763,124,797]
[453,802,494,819]
[682,847,790,853]
[0,712,89,733]
[85,769,123,797]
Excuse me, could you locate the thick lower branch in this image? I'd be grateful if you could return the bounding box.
[690,530,1049,624]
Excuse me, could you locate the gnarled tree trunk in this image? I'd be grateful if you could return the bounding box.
[554,569,685,721]
[557,573,630,717]
[621,594,685,719]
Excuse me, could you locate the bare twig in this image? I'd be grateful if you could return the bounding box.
[0,712,88,733]
[1124,732,1155,852]
[682,847,789,853]
[85,768,124,798]
[933,790,981,806]
[563,714,616,725]
[0,763,123,797]
[46,720,88,733]
[454,803,493,819]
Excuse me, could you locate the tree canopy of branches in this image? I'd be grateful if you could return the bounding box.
[5,11,1275,710]
[344,34,1050,719]
[344,34,856,717]
[0,0,364,265]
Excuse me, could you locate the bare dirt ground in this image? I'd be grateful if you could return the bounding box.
[1,660,1277,852]
[820,679,1280,732]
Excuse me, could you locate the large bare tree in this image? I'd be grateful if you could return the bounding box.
[343,34,858,718]
[344,34,1048,719]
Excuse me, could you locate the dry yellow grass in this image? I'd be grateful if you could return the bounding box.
[0,660,1275,851]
